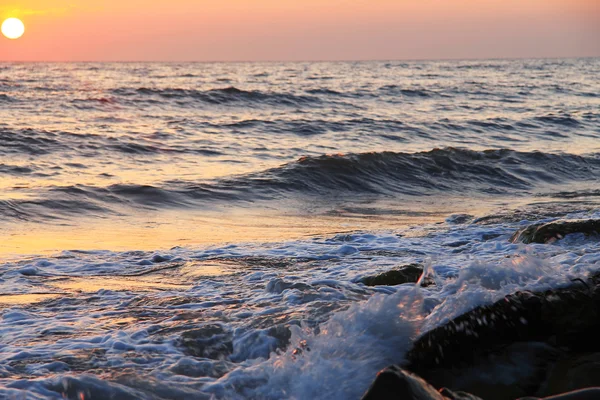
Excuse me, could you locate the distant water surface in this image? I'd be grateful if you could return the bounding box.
[0,59,599,253]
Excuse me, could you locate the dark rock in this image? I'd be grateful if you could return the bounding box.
[446,214,474,225]
[444,240,471,248]
[439,388,483,400]
[540,353,600,397]
[481,233,502,241]
[519,388,600,400]
[151,254,171,263]
[406,273,600,375]
[403,271,600,399]
[265,278,312,294]
[169,357,234,378]
[511,219,600,244]
[178,323,233,360]
[361,366,446,400]
[360,264,434,287]
[267,324,293,350]
[418,342,562,400]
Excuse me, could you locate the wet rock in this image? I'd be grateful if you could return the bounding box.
[446,214,474,225]
[265,278,312,294]
[402,270,600,399]
[418,342,561,400]
[267,323,292,350]
[169,357,234,378]
[481,233,502,241]
[407,274,600,373]
[360,263,433,287]
[439,388,483,400]
[511,219,600,244]
[532,388,600,400]
[540,353,600,397]
[178,323,233,360]
[361,366,446,400]
[444,240,471,248]
[151,254,171,263]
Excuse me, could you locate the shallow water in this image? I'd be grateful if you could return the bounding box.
[0,59,599,399]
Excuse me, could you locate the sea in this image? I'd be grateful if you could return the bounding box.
[0,59,598,399]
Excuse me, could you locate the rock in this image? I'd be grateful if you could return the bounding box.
[267,324,293,350]
[361,366,446,400]
[169,357,234,378]
[446,214,474,225]
[151,254,171,263]
[178,324,233,360]
[439,388,483,400]
[511,219,600,244]
[520,389,600,400]
[360,264,434,287]
[265,278,312,294]
[407,274,600,372]
[403,270,600,399]
[540,353,600,397]
[417,342,562,400]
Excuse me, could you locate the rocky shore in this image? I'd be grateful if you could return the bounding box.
[362,220,600,400]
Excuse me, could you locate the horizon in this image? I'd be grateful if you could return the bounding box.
[0,55,599,64]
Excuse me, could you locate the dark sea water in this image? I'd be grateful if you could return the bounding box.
[0,59,599,399]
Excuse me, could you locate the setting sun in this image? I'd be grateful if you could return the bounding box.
[1,18,25,40]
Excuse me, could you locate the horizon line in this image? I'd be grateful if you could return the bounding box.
[0,55,599,64]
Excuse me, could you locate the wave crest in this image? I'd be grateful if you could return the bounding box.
[3,148,599,221]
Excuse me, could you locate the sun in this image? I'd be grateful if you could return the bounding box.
[1,18,25,40]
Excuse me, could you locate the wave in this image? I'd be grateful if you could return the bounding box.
[0,94,17,103]
[0,128,69,156]
[110,86,320,107]
[4,148,599,222]
[378,85,434,97]
[233,148,600,196]
[305,88,345,96]
[535,113,581,127]
[0,164,35,175]
[201,117,409,137]
[0,128,224,157]
[0,198,112,222]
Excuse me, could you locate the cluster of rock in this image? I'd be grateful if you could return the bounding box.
[510,219,600,244]
[361,219,600,400]
[360,263,432,287]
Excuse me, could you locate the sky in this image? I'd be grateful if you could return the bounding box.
[0,0,599,61]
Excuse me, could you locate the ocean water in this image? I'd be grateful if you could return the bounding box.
[0,59,599,399]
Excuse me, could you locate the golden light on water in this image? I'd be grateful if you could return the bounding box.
[1,18,25,40]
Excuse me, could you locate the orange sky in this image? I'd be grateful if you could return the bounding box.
[0,0,599,61]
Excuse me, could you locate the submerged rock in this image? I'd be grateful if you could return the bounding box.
[446,214,474,225]
[169,357,234,378]
[360,263,433,287]
[178,323,233,360]
[510,219,600,244]
[265,278,312,294]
